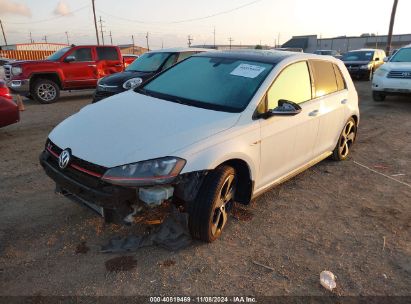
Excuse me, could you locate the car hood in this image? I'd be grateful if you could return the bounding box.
[49,90,241,168]
[382,62,411,70]
[343,61,370,65]
[99,71,155,86]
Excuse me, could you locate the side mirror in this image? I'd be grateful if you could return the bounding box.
[64,56,76,63]
[263,99,302,118]
[383,57,389,62]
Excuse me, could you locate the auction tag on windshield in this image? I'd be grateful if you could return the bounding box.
[230,64,266,78]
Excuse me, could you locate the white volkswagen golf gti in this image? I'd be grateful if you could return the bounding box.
[40,50,359,242]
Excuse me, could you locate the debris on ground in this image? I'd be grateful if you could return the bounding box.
[160,259,176,267]
[101,206,191,253]
[231,204,253,221]
[105,256,137,272]
[320,270,337,291]
[131,201,171,225]
[75,241,89,254]
[252,260,276,271]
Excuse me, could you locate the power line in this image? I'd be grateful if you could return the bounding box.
[96,0,264,24]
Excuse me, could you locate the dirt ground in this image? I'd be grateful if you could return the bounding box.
[0,82,410,297]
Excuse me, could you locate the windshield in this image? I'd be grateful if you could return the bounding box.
[139,56,274,113]
[390,48,411,62]
[47,47,71,61]
[342,51,374,62]
[126,52,172,72]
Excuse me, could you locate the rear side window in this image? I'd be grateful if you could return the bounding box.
[333,64,346,91]
[96,47,119,60]
[177,52,195,63]
[267,61,312,110]
[310,60,338,97]
[71,48,92,62]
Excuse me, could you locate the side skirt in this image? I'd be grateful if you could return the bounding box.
[252,151,332,200]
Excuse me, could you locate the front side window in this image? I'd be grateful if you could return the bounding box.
[96,47,119,60]
[47,47,71,61]
[390,48,411,62]
[140,56,274,113]
[310,60,338,97]
[161,54,178,70]
[70,48,92,62]
[177,52,195,62]
[267,61,312,110]
[342,51,374,62]
[126,52,172,72]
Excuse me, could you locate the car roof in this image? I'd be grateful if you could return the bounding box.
[349,49,381,52]
[193,49,318,64]
[148,47,212,53]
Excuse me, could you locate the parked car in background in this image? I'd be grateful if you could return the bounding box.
[314,50,342,59]
[341,49,386,80]
[122,54,139,67]
[4,45,124,104]
[0,80,19,128]
[273,48,304,53]
[372,45,411,101]
[40,50,359,242]
[92,48,209,103]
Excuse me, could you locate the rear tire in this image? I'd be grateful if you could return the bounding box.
[372,91,386,102]
[31,79,60,104]
[188,166,236,243]
[331,118,357,161]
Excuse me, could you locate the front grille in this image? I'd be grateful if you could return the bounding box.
[46,140,108,176]
[4,65,11,81]
[387,70,411,79]
[346,64,360,71]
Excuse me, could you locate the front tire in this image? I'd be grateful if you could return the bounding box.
[31,79,60,104]
[372,91,386,102]
[188,166,237,242]
[331,118,357,161]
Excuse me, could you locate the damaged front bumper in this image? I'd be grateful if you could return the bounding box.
[39,150,208,224]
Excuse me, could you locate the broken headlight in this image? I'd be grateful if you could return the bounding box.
[102,157,186,187]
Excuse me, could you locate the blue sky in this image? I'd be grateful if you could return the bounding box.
[1,0,410,49]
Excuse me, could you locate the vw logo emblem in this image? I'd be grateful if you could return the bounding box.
[58,149,71,169]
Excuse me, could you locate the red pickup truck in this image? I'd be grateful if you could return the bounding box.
[4,45,123,104]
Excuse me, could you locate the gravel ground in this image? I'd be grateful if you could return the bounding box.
[0,82,410,297]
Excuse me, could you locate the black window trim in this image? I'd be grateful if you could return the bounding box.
[96,46,120,61]
[65,47,94,63]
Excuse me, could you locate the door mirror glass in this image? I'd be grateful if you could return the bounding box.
[383,57,389,62]
[266,99,302,117]
[65,56,76,63]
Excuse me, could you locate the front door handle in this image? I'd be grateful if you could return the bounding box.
[309,110,319,117]
[88,64,97,68]
[341,99,348,104]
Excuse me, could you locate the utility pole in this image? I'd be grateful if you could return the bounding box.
[0,19,8,46]
[99,16,105,45]
[146,32,150,51]
[131,35,135,54]
[228,37,234,50]
[277,33,281,47]
[386,0,399,54]
[187,35,193,47]
[29,32,33,43]
[43,35,48,43]
[65,31,69,45]
[213,27,216,49]
[161,39,164,49]
[91,0,100,45]
[109,31,113,45]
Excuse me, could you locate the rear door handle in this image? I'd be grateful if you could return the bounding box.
[88,64,96,68]
[341,99,348,104]
[114,64,123,67]
[309,110,319,117]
